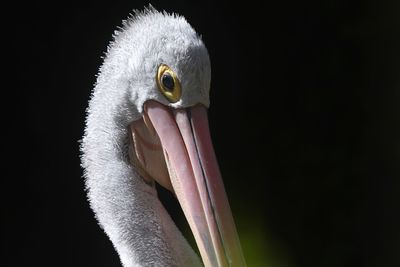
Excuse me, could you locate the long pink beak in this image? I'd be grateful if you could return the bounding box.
[144,100,246,267]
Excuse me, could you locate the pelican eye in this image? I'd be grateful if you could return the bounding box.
[161,73,174,91]
[156,64,181,103]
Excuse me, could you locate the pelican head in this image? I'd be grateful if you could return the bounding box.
[81,7,246,267]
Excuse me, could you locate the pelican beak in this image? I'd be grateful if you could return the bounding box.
[132,100,246,267]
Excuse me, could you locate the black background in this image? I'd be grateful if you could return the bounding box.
[5,0,400,266]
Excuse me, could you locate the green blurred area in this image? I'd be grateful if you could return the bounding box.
[239,217,293,267]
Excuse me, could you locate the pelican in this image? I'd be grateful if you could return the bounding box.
[81,7,246,267]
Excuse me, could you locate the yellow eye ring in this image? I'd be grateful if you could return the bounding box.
[156,64,182,103]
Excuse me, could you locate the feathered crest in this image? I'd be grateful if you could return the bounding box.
[113,4,183,40]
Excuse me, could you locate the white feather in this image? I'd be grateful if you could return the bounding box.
[81,7,211,267]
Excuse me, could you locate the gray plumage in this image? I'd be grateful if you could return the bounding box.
[81,7,211,267]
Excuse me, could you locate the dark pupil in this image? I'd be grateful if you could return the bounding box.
[162,73,175,91]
